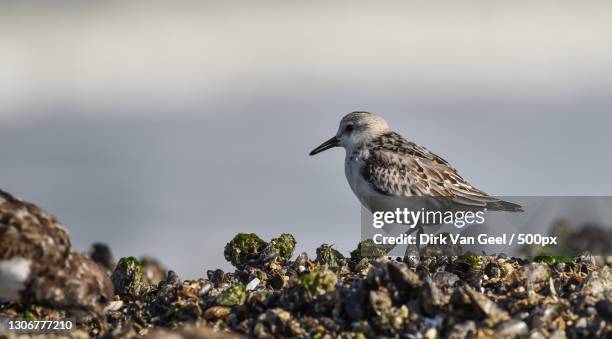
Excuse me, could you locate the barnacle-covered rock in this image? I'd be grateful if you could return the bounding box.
[270,233,297,261]
[494,318,529,337]
[421,232,462,257]
[582,266,612,298]
[369,288,392,317]
[292,252,311,271]
[216,284,247,307]
[299,268,338,299]
[207,269,228,287]
[224,233,267,268]
[366,261,389,288]
[111,256,148,298]
[267,270,286,290]
[253,308,303,338]
[484,262,501,278]
[447,320,477,339]
[432,271,459,292]
[5,228,612,338]
[462,285,509,325]
[140,257,166,286]
[144,322,245,339]
[350,239,387,261]
[523,263,551,285]
[246,290,273,314]
[368,287,409,332]
[204,306,231,320]
[459,254,483,269]
[315,244,344,267]
[501,265,514,279]
[530,302,565,330]
[388,261,421,291]
[419,275,446,316]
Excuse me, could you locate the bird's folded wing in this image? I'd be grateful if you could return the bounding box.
[363,140,516,210]
[0,190,71,263]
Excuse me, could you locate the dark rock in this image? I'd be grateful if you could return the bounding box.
[369,288,392,317]
[531,303,564,329]
[341,282,367,321]
[268,270,286,290]
[419,275,445,316]
[432,271,459,290]
[253,308,302,338]
[388,261,421,290]
[485,262,501,278]
[89,242,115,271]
[366,262,388,288]
[207,269,225,287]
[299,269,338,299]
[595,299,612,322]
[463,285,508,324]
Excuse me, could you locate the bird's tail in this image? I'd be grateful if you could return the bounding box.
[485,199,523,212]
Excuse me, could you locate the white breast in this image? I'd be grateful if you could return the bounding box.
[344,149,381,210]
[0,257,31,301]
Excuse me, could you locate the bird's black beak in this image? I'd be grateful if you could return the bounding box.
[309,136,339,156]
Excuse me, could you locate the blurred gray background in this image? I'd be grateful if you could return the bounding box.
[0,1,611,278]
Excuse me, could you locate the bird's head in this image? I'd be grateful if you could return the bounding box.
[310,111,390,155]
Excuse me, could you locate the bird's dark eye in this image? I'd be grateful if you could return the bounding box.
[345,125,354,132]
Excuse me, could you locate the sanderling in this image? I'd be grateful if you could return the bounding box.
[0,189,112,316]
[309,111,521,254]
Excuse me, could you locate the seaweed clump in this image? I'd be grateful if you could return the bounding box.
[270,233,297,260]
[315,243,344,267]
[298,268,338,298]
[224,233,267,268]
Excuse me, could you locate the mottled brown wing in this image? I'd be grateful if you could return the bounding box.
[364,133,522,211]
[27,252,113,314]
[0,190,71,264]
[0,189,112,314]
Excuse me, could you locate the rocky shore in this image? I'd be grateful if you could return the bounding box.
[0,191,611,338]
[1,231,611,338]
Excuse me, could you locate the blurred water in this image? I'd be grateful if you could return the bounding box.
[0,115,359,278]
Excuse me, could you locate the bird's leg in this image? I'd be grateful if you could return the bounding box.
[378,223,422,267]
[403,225,422,267]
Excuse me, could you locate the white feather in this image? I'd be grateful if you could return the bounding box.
[0,257,31,301]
